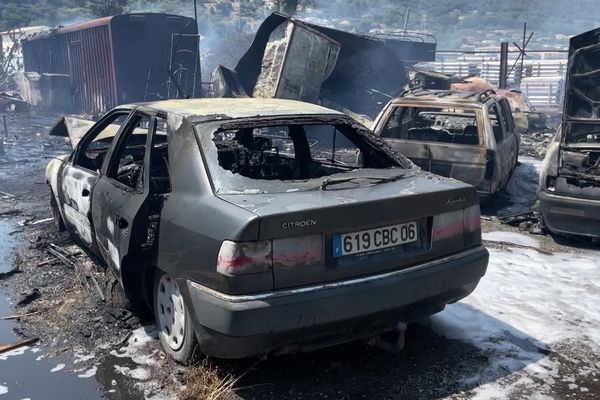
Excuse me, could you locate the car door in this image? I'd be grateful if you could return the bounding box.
[498,97,519,172]
[91,109,156,277]
[58,110,132,249]
[487,102,513,191]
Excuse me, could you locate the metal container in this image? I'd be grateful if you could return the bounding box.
[23,13,200,114]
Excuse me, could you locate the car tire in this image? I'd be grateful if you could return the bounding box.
[153,270,200,364]
[50,192,66,232]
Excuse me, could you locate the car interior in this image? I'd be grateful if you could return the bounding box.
[381,107,481,145]
[213,123,395,181]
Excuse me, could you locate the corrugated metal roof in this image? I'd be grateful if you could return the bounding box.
[55,17,113,34]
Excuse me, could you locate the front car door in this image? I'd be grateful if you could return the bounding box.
[58,110,132,249]
[91,109,157,278]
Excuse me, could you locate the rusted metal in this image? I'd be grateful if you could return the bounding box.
[22,13,199,114]
[232,13,407,118]
[372,89,520,196]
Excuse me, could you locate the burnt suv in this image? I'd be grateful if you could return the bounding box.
[538,28,600,238]
[46,98,488,361]
[372,89,520,197]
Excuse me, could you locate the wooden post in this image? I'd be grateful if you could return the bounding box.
[499,42,509,89]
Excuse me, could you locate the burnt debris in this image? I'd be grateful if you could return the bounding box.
[213,13,412,118]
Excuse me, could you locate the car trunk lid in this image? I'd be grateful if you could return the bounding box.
[219,174,481,289]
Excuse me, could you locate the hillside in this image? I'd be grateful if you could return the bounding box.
[2,0,599,49]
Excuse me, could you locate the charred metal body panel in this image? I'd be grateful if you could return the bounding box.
[23,13,199,114]
[229,13,407,118]
[539,28,600,238]
[46,98,487,358]
[372,89,520,197]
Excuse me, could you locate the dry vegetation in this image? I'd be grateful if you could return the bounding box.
[180,360,238,400]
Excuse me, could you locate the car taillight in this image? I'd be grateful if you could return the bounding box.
[463,205,481,232]
[432,205,481,245]
[273,234,323,268]
[463,205,482,247]
[432,210,463,240]
[217,240,272,276]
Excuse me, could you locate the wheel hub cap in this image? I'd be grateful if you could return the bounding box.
[156,275,186,351]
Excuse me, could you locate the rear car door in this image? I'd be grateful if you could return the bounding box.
[374,103,487,187]
[487,102,513,189]
[498,97,519,172]
[91,110,156,276]
[58,110,131,249]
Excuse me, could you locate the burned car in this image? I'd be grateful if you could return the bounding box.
[372,89,520,197]
[46,98,488,361]
[538,28,600,238]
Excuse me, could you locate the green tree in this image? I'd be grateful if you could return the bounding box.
[87,0,128,17]
[0,0,58,31]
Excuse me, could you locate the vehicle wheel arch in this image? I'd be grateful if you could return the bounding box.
[50,191,67,232]
[119,255,156,319]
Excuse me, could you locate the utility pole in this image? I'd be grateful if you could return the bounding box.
[402,7,410,34]
[499,42,509,89]
[193,0,201,98]
[520,22,527,85]
[508,22,533,87]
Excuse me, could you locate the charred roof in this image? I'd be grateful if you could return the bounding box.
[138,98,344,119]
[391,88,499,107]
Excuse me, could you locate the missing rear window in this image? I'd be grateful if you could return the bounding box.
[197,117,411,194]
[212,123,387,181]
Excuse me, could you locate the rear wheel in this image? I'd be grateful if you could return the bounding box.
[153,270,200,364]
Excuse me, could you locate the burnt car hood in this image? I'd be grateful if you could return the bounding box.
[218,173,478,239]
[563,27,600,123]
[552,28,600,198]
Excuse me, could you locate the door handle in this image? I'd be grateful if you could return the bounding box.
[82,189,90,197]
[117,218,129,229]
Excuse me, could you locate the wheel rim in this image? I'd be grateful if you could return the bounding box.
[156,275,186,351]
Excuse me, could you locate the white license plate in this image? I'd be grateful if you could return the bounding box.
[332,221,418,257]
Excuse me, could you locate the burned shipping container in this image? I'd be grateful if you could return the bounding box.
[219,14,438,119]
[22,13,200,114]
[225,13,408,119]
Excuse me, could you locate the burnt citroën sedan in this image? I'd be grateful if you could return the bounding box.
[46,98,488,362]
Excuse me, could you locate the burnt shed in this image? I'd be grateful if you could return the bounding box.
[22,13,200,114]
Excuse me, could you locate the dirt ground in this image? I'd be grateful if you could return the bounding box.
[0,112,599,400]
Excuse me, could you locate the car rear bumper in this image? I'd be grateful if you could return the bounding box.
[184,245,489,358]
[538,190,600,238]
